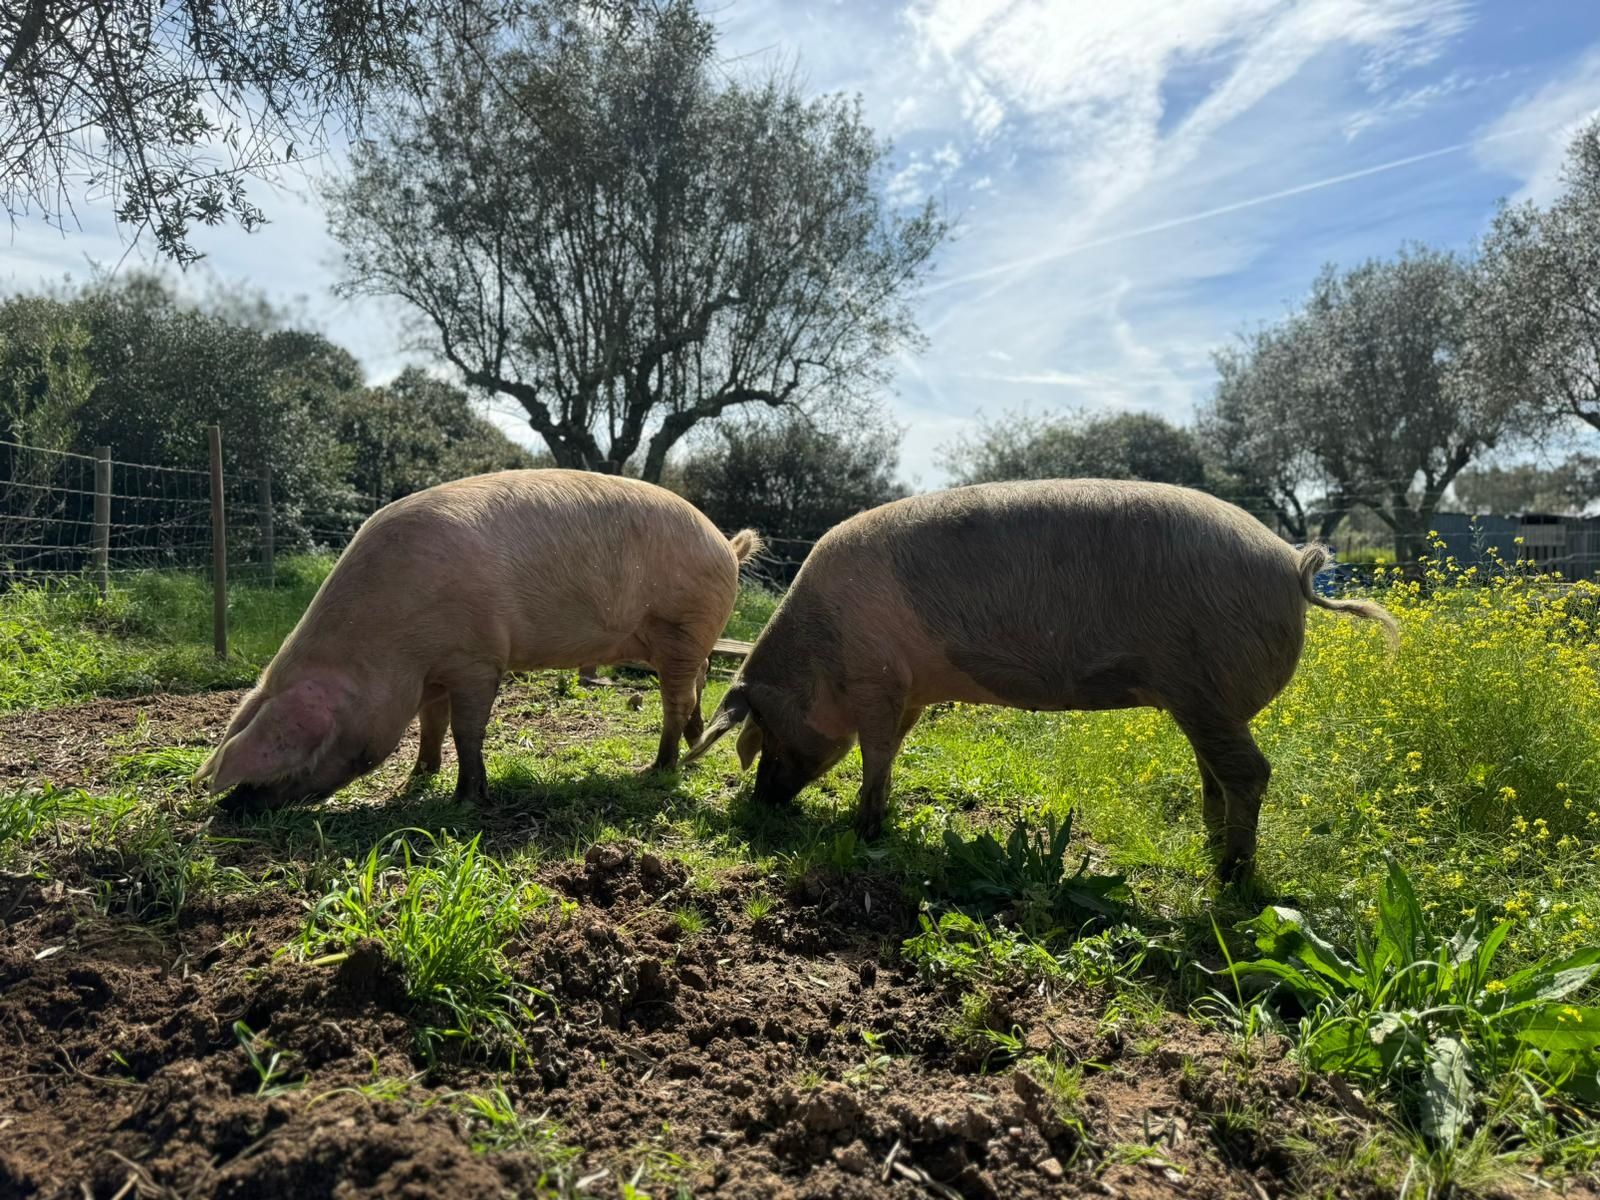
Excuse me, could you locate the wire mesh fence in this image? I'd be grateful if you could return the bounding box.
[7,432,1598,608]
[0,434,374,589]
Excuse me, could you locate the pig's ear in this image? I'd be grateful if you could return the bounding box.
[682,684,753,767]
[201,683,337,795]
[734,715,764,770]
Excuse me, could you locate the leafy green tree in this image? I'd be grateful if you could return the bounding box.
[941,409,1208,489]
[1450,456,1600,515]
[0,0,624,262]
[0,296,94,448]
[1198,247,1533,560]
[1201,324,1351,542]
[675,414,906,555]
[1471,120,1600,435]
[326,0,945,482]
[0,297,97,556]
[62,275,363,540]
[339,368,542,505]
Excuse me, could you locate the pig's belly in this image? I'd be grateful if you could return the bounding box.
[498,607,646,673]
[912,647,1156,714]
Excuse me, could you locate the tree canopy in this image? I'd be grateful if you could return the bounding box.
[675,413,906,568]
[0,275,536,560]
[1197,246,1532,559]
[941,409,1209,490]
[325,0,945,482]
[1450,456,1600,516]
[0,0,617,262]
[1471,120,1600,437]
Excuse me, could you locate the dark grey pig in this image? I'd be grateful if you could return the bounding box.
[684,479,1397,881]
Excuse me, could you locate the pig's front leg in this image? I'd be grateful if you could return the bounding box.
[448,672,500,803]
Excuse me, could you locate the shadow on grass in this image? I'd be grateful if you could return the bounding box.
[214,759,879,873]
[200,729,1278,987]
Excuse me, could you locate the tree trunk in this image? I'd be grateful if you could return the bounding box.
[1315,507,1347,544]
[1390,507,1423,565]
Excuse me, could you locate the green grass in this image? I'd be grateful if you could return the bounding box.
[722,581,779,643]
[0,783,268,920]
[0,555,333,710]
[0,560,775,712]
[300,830,558,1061]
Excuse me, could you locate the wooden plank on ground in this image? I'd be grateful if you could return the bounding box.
[712,638,753,659]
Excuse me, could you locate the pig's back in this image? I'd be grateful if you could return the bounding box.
[283,470,736,670]
[805,479,1306,715]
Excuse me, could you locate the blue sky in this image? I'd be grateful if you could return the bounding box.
[5,0,1600,485]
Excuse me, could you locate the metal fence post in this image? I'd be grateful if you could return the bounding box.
[93,446,111,597]
[259,463,274,587]
[208,425,227,659]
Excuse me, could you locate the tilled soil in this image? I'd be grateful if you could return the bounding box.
[0,688,1482,1198]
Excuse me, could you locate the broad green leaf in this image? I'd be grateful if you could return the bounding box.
[1422,1036,1473,1149]
[1514,1006,1600,1052]
[1538,1048,1600,1103]
[1495,948,1600,1011]
[1242,907,1362,992]
[1303,1019,1386,1076]
[1470,921,1512,991]
[1221,957,1332,1002]
[1375,859,1428,978]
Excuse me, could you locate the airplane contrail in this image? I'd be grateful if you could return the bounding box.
[920,123,1545,297]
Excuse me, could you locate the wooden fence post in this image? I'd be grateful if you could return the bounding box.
[93,446,111,597]
[259,463,274,587]
[209,425,227,660]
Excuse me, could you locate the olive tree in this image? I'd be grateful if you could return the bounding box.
[325,0,946,482]
[1198,247,1531,560]
[1471,120,1600,435]
[1201,323,1352,541]
[941,409,1208,489]
[0,0,623,262]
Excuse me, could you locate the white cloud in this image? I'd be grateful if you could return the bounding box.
[1343,69,1504,140]
[974,367,1103,388]
[1475,47,1600,204]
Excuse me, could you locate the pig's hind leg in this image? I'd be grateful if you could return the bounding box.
[1176,712,1271,883]
[644,632,712,771]
[414,692,451,776]
[447,670,501,803]
[683,658,710,745]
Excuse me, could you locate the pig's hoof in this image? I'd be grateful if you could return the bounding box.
[215,785,276,817]
[1216,854,1256,886]
[412,759,441,778]
[638,760,678,777]
[853,811,886,841]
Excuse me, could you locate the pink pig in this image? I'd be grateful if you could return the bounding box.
[196,470,760,810]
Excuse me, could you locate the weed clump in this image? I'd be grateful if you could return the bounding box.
[301,829,555,1061]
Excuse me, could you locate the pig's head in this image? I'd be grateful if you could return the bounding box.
[683,679,852,807]
[194,676,371,811]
